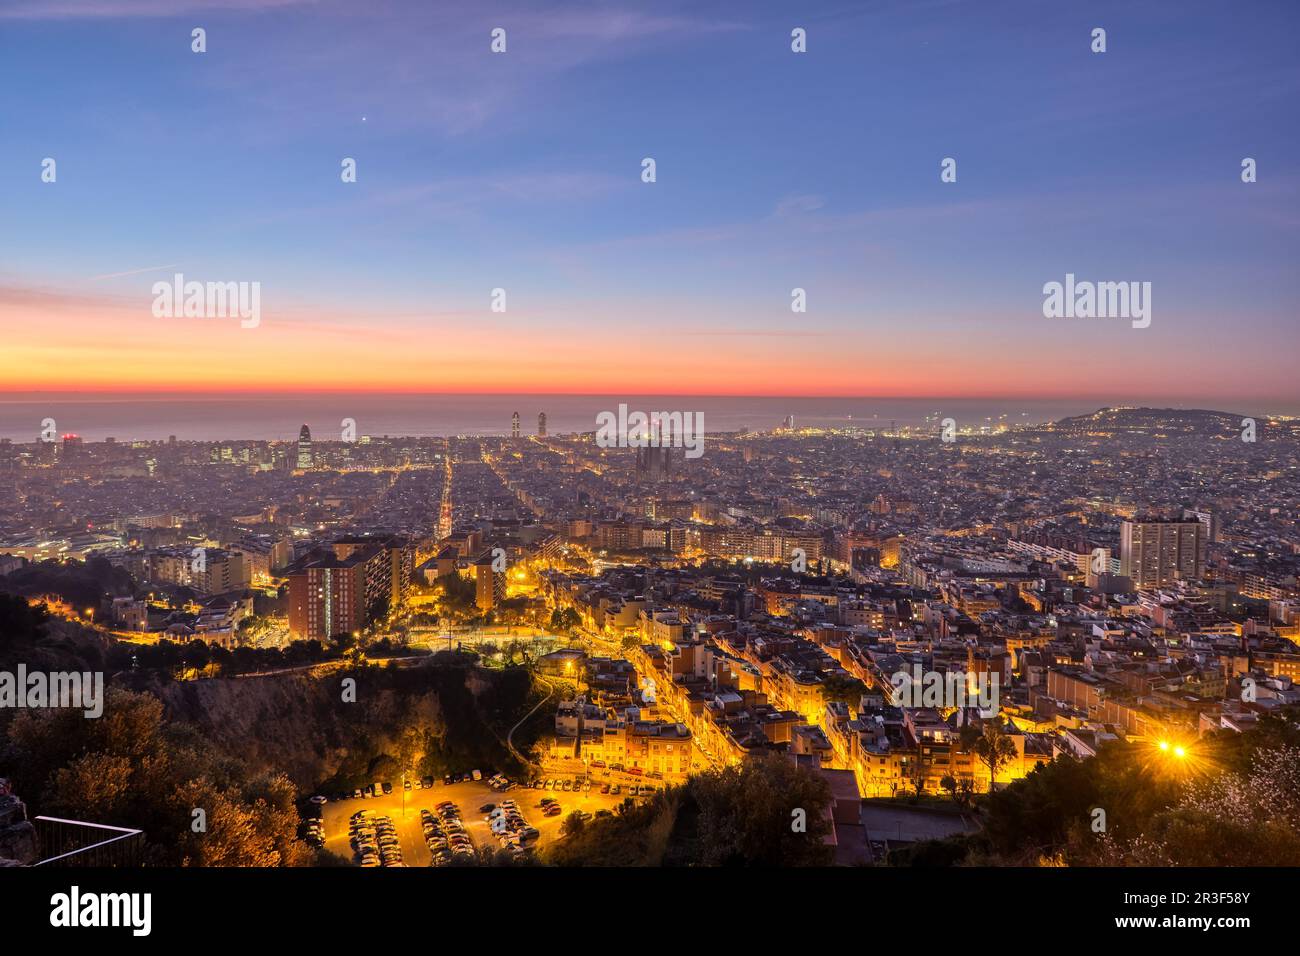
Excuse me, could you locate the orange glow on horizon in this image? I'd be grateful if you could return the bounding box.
[1,286,1292,405]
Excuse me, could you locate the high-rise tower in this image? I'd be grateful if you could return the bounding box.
[1120,518,1206,588]
[538,412,547,437]
[511,411,520,439]
[296,424,313,470]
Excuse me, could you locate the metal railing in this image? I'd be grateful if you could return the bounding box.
[32,816,144,867]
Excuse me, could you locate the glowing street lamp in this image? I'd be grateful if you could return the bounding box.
[1157,739,1189,762]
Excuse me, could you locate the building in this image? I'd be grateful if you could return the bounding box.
[636,444,673,481]
[147,547,249,595]
[511,411,520,439]
[1120,518,1205,588]
[538,412,547,437]
[546,698,693,780]
[296,424,313,470]
[288,557,366,641]
[287,537,410,640]
[473,551,506,612]
[193,548,249,595]
[231,535,291,581]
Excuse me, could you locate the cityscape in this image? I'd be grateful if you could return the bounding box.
[0,0,1296,939]
[2,402,1298,871]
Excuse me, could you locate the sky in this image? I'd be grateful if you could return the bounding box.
[0,0,1297,407]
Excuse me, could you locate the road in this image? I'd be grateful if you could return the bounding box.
[507,673,554,766]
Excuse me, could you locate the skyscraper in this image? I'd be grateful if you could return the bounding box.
[512,411,520,439]
[1120,518,1206,588]
[60,433,82,460]
[538,412,547,437]
[296,424,313,470]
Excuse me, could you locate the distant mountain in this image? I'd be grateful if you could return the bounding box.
[1050,407,1247,431]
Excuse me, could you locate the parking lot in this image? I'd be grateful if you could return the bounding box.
[316,774,641,866]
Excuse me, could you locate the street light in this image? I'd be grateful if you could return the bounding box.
[1156,738,1190,763]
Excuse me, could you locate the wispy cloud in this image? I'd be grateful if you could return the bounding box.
[0,0,313,17]
[90,264,181,280]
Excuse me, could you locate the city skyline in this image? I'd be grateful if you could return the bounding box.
[4,0,1299,921]
[2,0,1297,403]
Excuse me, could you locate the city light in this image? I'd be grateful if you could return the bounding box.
[0,0,1294,895]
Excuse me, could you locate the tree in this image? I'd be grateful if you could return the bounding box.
[688,753,834,866]
[1096,745,1300,866]
[940,774,958,802]
[366,595,390,628]
[548,607,581,634]
[181,639,211,673]
[6,688,312,866]
[560,811,587,839]
[966,720,1018,791]
[820,673,867,707]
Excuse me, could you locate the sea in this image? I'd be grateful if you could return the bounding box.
[0,394,1215,443]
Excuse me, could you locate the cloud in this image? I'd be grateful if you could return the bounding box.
[772,195,826,218]
[0,0,312,17]
[90,264,181,281]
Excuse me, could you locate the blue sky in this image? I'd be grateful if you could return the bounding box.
[0,0,1297,402]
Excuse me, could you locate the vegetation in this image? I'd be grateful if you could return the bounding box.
[819,673,867,707]
[896,713,1300,866]
[1,687,309,866]
[0,592,110,673]
[548,607,582,634]
[2,557,136,610]
[545,754,835,866]
[961,720,1019,791]
[434,574,477,614]
[0,606,553,865]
